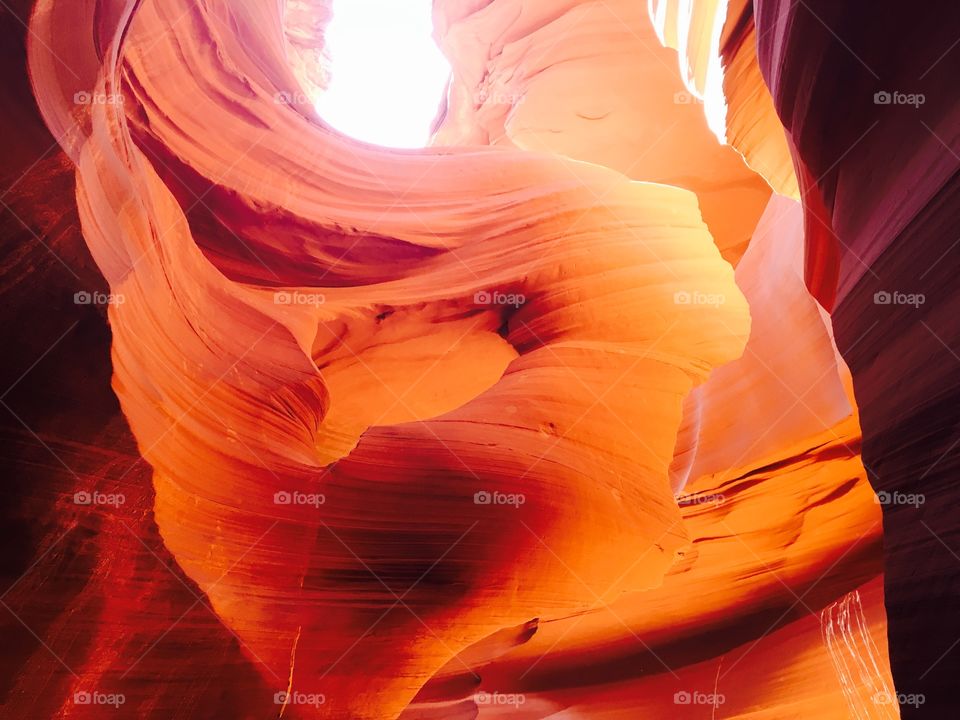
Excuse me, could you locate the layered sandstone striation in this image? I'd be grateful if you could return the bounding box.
[6,0,951,717]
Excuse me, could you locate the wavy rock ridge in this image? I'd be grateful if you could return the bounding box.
[4,0,950,717]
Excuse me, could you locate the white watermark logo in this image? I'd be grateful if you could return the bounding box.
[474,290,525,308]
[74,291,125,306]
[475,691,526,707]
[875,490,924,508]
[874,91,925,108]
[274,490,325,507]
[674,690,725,706]
[873,290,924,307]
[474,90,526,106]
[674,290,726,307]
[673,91,703,105]
[73,491,125,508]
[873,690,925,708]
[274,91,317,106]
[274,691,326,707]
[274,291,326,307]
[73,91,124,106]
[677,493,725,507]
[74,691,125,707]
[474,490,525,508]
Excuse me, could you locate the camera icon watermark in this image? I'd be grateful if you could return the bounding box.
[873,90,925,108]
[873,290,924,307]
[74,291,125,306]
[873,690,925,707]
[73,91,124,106]
[274,91,317,106]
[673,91,703,105]
[473,90,526,106]
[475,691,526,707]
[274,690,326,707]
[274,291,326,306]
[677,493,725,507]
[473,490,525,508]
[673,290,726,307]
[673,690,725,706]
[73,691,125,707]
[874,490,925,508]
[474,290,525,308]
[273,490,325,507]
[73,490,126,508]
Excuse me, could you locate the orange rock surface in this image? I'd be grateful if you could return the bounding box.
[2,0,918,717]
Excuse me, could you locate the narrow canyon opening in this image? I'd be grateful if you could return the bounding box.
[314,0,451,147]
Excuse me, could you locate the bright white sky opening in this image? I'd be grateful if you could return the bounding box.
[315,1,451,148]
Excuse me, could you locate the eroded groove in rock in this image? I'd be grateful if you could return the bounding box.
[1,0,933,717]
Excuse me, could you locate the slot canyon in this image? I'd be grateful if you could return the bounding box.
[1,1,959,718]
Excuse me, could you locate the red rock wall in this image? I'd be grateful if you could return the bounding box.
[751,1,960,715]
[2,0,938,717]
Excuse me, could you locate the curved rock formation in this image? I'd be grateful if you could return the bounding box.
[5,0,950,717]
[28,1,753,716]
